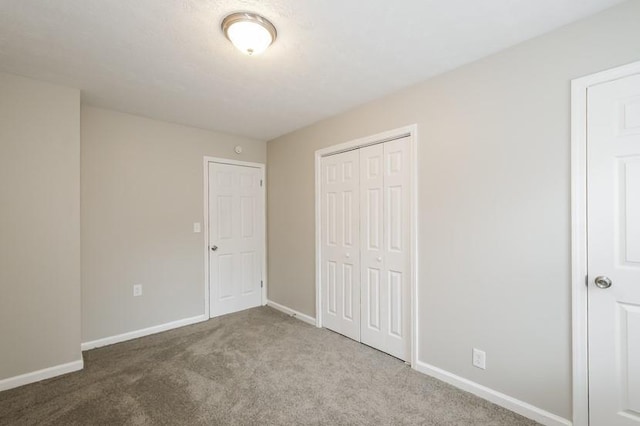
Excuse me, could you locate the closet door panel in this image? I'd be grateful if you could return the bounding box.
[360,144,388,351]
[321,150,360,341]
[383,137,411,360]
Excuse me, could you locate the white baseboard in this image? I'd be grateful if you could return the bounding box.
[414,361,571,426]
[0,359,84,392]
[266,300,316,326]
[81,314,208,351]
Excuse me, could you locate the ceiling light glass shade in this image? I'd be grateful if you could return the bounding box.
[222,13,277,56]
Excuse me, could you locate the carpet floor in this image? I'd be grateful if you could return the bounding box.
[0,307,538,425]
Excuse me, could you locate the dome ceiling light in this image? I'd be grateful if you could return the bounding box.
[221,12,277,56]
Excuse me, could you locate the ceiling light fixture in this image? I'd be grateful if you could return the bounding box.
[221,12,277,56]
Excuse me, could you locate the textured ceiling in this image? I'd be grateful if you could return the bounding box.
[0,0,625,140]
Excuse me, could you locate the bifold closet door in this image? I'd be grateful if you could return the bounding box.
[320,137,410,360]
[320,149,361,341]
[360,137,410,361]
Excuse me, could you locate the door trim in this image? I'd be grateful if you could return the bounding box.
[571,60,640,426]
[203,156,267,319]
[314,124,419,367]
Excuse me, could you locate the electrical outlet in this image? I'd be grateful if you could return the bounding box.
[472,348,486,370]
[193,222,201,233]
[133,284,142,297]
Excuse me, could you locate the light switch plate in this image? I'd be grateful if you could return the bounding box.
[193,222,201,233]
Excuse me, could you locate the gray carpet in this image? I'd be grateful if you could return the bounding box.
[0,307,538,425]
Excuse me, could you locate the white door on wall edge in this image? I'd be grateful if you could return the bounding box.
[587,72,640,426]
[209,162,264,318]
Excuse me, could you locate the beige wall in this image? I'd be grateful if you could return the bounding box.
[81,106,266,342]
[0,72,81,380]
[267,1,640,420]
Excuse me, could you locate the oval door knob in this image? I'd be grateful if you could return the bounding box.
[377,257,382,262]
[211,245,218,251]
[345,253,350,258]
[594,276,612,289]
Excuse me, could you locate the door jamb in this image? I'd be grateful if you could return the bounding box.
[203,156,267,319]
[571,60,640,426]
[314,124,419,367]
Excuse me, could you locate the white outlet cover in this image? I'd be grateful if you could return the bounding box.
[133,284,142,297]
[472,348,486,370]
[193,222,201,233]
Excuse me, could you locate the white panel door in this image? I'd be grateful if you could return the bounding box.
[588,73,640,426]
[360,138,410,360]
[320,150,360,341]
[209,162,263,318]
[360,143,385,353]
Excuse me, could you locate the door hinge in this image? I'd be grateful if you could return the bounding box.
[585,275,589,287]
[260,179,263,187]
[261,280,263,288]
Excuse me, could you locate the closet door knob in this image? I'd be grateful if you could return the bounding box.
[376,257,382,262]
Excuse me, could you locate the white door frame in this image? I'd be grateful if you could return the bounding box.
[203,156,267,319]
[571,60,640,426]
[315,124,419,367]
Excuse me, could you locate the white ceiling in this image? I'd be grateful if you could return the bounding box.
[0,0,625,140]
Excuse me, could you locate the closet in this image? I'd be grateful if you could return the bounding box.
[320,136,410,361]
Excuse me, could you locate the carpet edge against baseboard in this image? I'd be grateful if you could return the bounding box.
[264,302,566,426]
[81,314,208,351]
[414,361,572,426]
[2,314,210,392]
[3,309,569,426]
[0,359,84,393]
[266,300,316,326]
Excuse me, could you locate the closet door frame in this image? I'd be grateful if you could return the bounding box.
[314,124,418,367]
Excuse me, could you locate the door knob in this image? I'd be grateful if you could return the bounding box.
[211,245,218,251]
[345,253,350,258]
[377,257,382,262]
[594,276,612,289]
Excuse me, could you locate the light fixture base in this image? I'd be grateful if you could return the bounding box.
[222,12,277,55]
